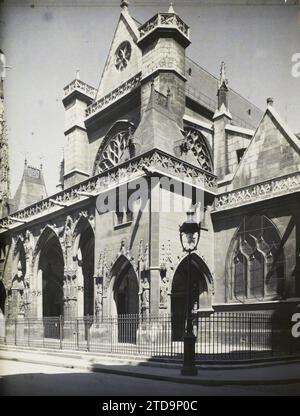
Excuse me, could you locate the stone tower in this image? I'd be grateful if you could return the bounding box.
[138,3,190,127]
[213,61,232,182]
[62,70,97,188]
[0,50,10,219]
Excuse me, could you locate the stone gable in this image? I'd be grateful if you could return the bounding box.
[232,108,300,189]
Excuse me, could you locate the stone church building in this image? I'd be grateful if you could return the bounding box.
[0,2,299,337]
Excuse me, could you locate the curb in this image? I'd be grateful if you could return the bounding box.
[90,364,300,386]
[1,345,300,370]
[1,354,300,387]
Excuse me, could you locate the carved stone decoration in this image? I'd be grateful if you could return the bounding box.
[94,129,134,174]
[0,149,217,230]
[115,41,131,71]
[97,249,108,280]
[160,240,173,273]
[183,127,213,173]
[63,271,77,318]
[86,73,142,118]
[160,273,169,309]
[137,240,150,317]
[95,277,103,319]
[24,230,33,261]
[215,173,300,211]
[140,274,150,316]
[62,216,74,272]
[10,261,29,318]
[64,216,73,249]
[138,240,149,273]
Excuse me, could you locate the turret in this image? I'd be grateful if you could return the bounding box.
[0,50,11,218]
[62,71,97,188]
[213,61,232,181]
[137,3,190,127]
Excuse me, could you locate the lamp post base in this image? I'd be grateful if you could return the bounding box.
[181,332,198,376]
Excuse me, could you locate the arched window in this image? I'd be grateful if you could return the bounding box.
[93,121,136,175]
[228,216,284,301]
[232,250,247,299]
[183,127,213,173]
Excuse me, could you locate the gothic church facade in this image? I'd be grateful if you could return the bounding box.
[0,2,299,329]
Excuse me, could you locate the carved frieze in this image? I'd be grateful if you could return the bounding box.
[215,172,300,211]
[0,149,217,231]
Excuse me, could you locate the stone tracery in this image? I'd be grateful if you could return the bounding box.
[183,127,213,173]
[228,216,285,302]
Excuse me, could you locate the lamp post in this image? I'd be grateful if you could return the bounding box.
[179,208,201,376]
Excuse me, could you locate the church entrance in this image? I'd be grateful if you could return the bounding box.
[113,261,139,343]
[171,254,212,341]
[38,230,64,338]
[0,280,6,318]
[77,223,94,317]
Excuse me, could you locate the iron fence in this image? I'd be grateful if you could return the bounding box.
[0,312,298,361]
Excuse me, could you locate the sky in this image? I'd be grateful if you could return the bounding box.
[1,0,300,196]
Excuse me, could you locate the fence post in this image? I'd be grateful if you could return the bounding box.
[86,319,90,352]
[15,319,17,346]
[28,319,30,347]
[110,317,113,353]
[249,315,252,359]
[59,315,63,350]
[4,319,7,345]
[76,319,79,350]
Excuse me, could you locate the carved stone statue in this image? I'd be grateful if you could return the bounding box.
[95,283,103,318]
[141,275,150,310]
[160,275,169,308]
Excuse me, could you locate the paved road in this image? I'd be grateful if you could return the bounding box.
[0,360,300,396]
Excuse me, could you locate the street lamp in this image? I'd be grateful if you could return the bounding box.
[179,208,201,376]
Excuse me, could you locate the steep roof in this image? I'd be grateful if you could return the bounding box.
[232,104,300,189]
[12,163,47,212]
[133,85,185,156]
[96,6,141,100]
[185,57,263,129]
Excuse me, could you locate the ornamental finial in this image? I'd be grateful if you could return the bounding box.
[218,61,228,89]
[121,0,129,10]
[76,68,80,80]
[168,2,175,13]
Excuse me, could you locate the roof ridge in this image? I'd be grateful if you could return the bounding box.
[186,56,263,113]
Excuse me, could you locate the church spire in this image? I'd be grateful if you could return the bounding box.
[168,2,175,13]
[218,61,228,90]
[0,50,11,218]
[217,61,229,110]
[120,0,129,11]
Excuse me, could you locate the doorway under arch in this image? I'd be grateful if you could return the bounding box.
[171,254,213,341]
[37,229,64,318]
[111,258,139,343]
[0,280,6,317]
[75,219,95,317]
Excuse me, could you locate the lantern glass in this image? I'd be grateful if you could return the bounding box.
[179,209,200,252]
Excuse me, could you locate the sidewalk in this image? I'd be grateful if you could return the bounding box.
[1,346,300,386]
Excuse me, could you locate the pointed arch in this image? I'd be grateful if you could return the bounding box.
[107,255,139,317]
[183,127,213,173]
[171,253,213,341]
[93,120,136,175]
[33,225,64,318]
[106,255,139,343]
[73,215,95,317]
[0,280,6,317]
[226,215,285,302]
[12,236,27,282]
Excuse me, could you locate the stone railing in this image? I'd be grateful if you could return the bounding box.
[139,12,189,40]
[85,73,142,118]
[63,79,97,99]
[214,172,300,211]
[0,149,217,231]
